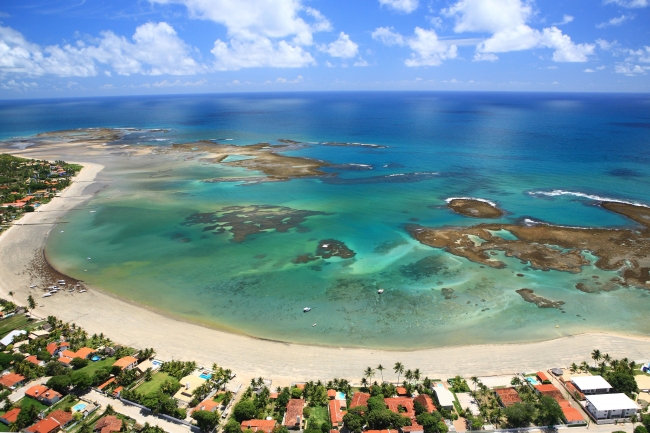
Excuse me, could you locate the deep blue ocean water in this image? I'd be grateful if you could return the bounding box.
[2,92,650,348]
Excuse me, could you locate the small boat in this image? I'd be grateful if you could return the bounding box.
[377,289,384,294]
[42,293,52,298]
[30,285,37,288]
[312,323,316,327]
[90,210,96,213]
[60,230,64,233]
[87,257,91,260]
[78,289,87,293]
[303,307,311,312]
[68,288,74,292]
[58,280,66,285]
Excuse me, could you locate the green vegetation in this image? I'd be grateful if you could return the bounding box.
[0,314,31,337]
[18,397,48,414]
[192,410,220,433]
[135,372,179,395]
[76,357,116,376]
[306,406,328,430]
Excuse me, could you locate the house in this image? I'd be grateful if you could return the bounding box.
[564,381,585,400]
[97,377,116,391]
[329,398,347,429]
[0,373,26,389]
[400,424,424,433]
[560,404,585,425]
[28,330,49,340]
[25,355,42,366]
[385,398,415,419]
[495,388,522,407]
[396,387,408,396]
[241,420,276,433]
[25,385,62,406]
[24,417,60,433]
[414,394,436,413]
[536,372,550,384]
[94,416,123,433]
[47,410,73,429]
[0,408,20,425]
[173,375,206,404]
[112,356,138,371]
[571,376,613,395]
[25,385,48,399]
[534,384,564,403]
[283,399,305,429]
[350,392,370,409]
[432,384,455,411]
[74,347,97,359]
[585,394,638,421]
[112,387,123,398]
[328,389,337,400]
[0,330,27,347]
[192,398,220,414]
[58,356,74,368]
[135,359,160,375]
[46,343,61,356]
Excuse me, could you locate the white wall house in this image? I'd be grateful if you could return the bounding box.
[585,394,638,420]
[572,376,613,395]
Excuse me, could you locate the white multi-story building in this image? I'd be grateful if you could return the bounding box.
[585,394,638,420]
[572,376,613,395]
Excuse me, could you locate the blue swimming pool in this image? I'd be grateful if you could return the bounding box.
[199,373,212,380]
[91,355,100,362]
[72,403,87,412]
[526,377,540,385]
[336,392,345,400]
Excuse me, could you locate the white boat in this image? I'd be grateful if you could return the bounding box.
[303,307,311,312]
[58,280,66,285]
[312,323,316,327]
[42,293,52,298]
[68,288,74,292]
[78,289,87,293]
[378,289,384,294]
[29,285,37,288]
[86,257,91,260]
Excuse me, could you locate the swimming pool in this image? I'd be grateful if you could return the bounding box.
[199,372,212,380]
[91,355,101,362]
[72,403,87,412]
[526,377,540,385]
[336,392,345,400]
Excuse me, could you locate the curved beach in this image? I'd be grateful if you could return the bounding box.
[1,159,650,387]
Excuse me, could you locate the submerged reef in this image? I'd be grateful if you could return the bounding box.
[516,289,565,309]
[447,198,505,218]
[409,201,650,288]
[183,205,329,243]
[292,239,356,264]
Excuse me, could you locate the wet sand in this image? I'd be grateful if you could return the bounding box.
[1,144,650,387]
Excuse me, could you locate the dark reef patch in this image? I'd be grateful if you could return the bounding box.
[516,288,564,309]
[292,239,356,264]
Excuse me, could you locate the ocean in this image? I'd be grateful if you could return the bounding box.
[2,91,650,349]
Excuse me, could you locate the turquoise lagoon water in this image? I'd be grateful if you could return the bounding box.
[1,92,650,349]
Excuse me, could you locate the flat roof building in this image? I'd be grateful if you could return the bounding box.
[585,394,638,421]
[572,376,612,395]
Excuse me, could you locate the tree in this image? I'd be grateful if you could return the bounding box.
[192,410,220,433]
[414,400,427,416]
[470,376,479,392]
[223,421,242,433]
[504,402,535,428]
[342,411,364,433]
[591,349,602,368]
[71,371,93,389]
[47,374,71,393]
[233,400,257,423]
[8,291,14,303]
[364,367,375,383]
[27,295,35,311]
[16,404,38,429]
[0,353,13,370]
[394,362,404,384]
[367,395,387,412]
[71,357,89,369]
[416,412,448,433]
[635,426,649,433]
[377,364,385,383]
[535,396,563,427]
[606,371,638,397]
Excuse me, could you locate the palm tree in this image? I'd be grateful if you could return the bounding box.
[570,363,578,373]
[413,369,421,384]
[377,364,385,383]
[8,291,14,303]
[591,349,602,368]
[364,367,375,383]
[510,376,522,388]
[603,353,611,366]
[405,369,413,385]
[580,361,590,373]
[471,376,479,392]
[394,362,404,384]
[360,378,368,389]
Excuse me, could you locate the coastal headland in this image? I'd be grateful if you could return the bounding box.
[1,131,649,387]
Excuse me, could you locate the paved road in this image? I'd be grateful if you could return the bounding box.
[83,389,200,433]
[9,376,50,403]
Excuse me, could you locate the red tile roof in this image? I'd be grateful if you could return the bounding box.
[112,356,138,369]
[94,415,122,433]
[562,407,584,423]
[283,399,305,427]
[537,372,550,383]
[26,356,40,366]
[46,343,59,355]
[0,408,20,424]
[327,389,336,398]
[74,347,96,359]
[97,377,116,390]
[48,410,73,426]
[401,424,424,433]
[58,356,73,366]
[112,387,123,396]
[0,373,25,388]
[495,388,522,407]
[350,392,370,409]
[25,418,60,433]
[270,393,278,399]
[396,387,408,396]
[192,398,220,413]
[384,398,415,419]
[414,394,436,413]
[329,399,346,425]
[42,390,62,402]
[534,384,565,404]
[241,420,276,433]
[25,385,49,399]
[60,350,76,359]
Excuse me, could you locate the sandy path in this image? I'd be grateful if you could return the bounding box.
[1,160,649,388]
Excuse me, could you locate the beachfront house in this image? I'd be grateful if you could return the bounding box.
[414,394,436,413]
[0,330,27,348]
[432,384,455,411]
[173,375,206,405]
[571,376,613,395]
[112,356,138,371]
[282,399,305,430]
[329,398,347,429]
[585,394,638,421]
[28,330,49,340]
[350,392,370,409]
[385,397,415,419]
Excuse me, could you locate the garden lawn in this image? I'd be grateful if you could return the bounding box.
[135,372,179,396]
[0,422,9,432]
[307,406,328,430]
[0,314,31,337]
[18,396,48,413]
[76,357,116,376]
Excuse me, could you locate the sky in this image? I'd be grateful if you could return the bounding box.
[0,0,649,98]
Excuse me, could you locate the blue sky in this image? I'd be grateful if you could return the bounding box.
[0,0,648,97]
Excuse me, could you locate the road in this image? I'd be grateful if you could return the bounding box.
[82,389,200,433]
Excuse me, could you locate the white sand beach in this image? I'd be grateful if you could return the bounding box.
[1,145,650,388]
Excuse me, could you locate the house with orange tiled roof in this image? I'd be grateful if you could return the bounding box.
[329,399,347,429]
[495,388,522,408]
[327,389,337,400]
[0,408,20,425]
[537,372,550,384]
[400,424,424,433]
[47,410,73,429]
[25,355,42,366]
[414,394,436,413]
[25,385,48,399]
[94,415,122,433]
[385,398,415,420]
[350,392,370,409]
[192,398,220,414]
[241,420,276,433]
[534,384,564,404]
[112,356,138,371]
[283,399,305,429]
[24,417,60,433]
[73,347,96,359]
[58,356,74,368]
[112,387,123,398]
[97,377,116,392]
[396,387,408,396]
[0,373,26,389]
[26,385,62,406]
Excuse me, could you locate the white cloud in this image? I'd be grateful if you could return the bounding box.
[378,0,419,13]
[596,39,616,50]
[615,64,648,75]
[552,15,574,25]
[584,68,595,72]
[626,46,650,62]
[325,61,334,68]
[319,32,358,58]
[275,75,303,83]
[597,65,606,69]
[151,79,208,87]
[373,27,457,66]
[474,52,498,61]
[211,37,314,70]
[596,14,632,28]
[604,0,648,7]
[442,0,594,62]
[354,58,370,67]
[0,79,37,90]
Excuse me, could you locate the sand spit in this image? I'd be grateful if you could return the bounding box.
[1,139,650,387]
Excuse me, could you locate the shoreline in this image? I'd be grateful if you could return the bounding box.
[1,152,650,387]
